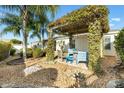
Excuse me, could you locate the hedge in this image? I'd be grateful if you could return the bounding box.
[33,48,42,58]
[19,48,33,58]
[114,28,124,64]
[0,41,11,61]
[10,48,16,56]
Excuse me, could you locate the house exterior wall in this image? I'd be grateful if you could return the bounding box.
[55,37,69,51]
[75,35,88,52]
[13,44,32,54]
[55,35,88,52]
[55,30,119,57]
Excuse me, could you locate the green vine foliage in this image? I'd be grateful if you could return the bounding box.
[88,20,102,71]
[49,5,109,34]
[46,38,55,62]
[114,28,124,64]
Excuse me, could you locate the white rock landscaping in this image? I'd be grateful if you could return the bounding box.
[24,64,42,76]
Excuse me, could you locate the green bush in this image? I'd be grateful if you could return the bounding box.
[10,39,22,44]
[42,48,47,56]
[33,48,41,58]
[114,28,124,64]
[46,38,55,62]
[27,48,33,58]
[19,50,23,57]
[93,58,104,76]
[19,48,33,58]
[10,48,16,56]
[0,41,11,61]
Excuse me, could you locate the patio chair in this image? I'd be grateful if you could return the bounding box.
[65,48,75,63]
[76,51,88,64]
[66,54,74,63]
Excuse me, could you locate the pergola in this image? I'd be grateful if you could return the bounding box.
[48,5,110,70]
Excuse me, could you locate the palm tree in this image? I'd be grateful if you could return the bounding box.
[0,5,31,61]
[30,5,58,49]
[0,5,59,61]
[30,20,49,49]
[0,13,33,39]
[0,13,34,60]
[0,13,22,36]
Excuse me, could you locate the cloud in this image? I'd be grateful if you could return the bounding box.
[111,18,120,22]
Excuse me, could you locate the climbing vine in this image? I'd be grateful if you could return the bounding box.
[49,5,109,34]
[46,38,55,63]
[88,20,102,71]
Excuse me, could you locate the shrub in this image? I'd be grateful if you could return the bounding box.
[93,58,104,76]
[27,48,33,58]
[10,48,16,56]
[42,48,47,56]
[41,50,46,57]
[46,38,55,62]
[10,39,22,44]
[114,28,124,64]
[33,48,41,58]
[19,48,33,58]
[0,41,11,61]
[19,50,23,57]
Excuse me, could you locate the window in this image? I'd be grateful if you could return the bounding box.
[104,36,111,50]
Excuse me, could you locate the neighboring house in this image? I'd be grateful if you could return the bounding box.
[12,44,32,54]
[30,40,48,49]
[55,30,119,57]
[30,41,42,48]
[13,44,23,54]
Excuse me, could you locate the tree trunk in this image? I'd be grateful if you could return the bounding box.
[42,26,45,49]
[22,5,28,61]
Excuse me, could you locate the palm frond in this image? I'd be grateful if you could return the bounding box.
[30,31,41,41]
[0,5,20,13]
[1,25,21,36]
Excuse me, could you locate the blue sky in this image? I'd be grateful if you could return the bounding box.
[0,5,124,43]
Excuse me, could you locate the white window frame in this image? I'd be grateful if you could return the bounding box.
[104,36,111,50]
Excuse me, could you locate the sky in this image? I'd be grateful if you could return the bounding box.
[0,5,124,43]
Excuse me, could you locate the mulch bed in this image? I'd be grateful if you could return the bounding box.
[0,57,94,88]
[0,56,123,88]
[90,56,124,88]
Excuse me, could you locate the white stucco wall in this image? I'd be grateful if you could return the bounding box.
[13,44,32,54]
[55,37,69,51]
[55,30,119,56]
[55,35,88,52]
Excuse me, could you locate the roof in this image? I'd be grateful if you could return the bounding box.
[104,30,119,35]
[48,5,110,35]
